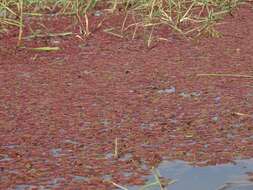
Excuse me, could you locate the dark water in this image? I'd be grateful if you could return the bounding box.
[126,159,253,190]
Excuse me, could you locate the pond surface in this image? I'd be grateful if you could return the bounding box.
[126,159,253,190]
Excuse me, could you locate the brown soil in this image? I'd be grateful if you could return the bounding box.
[0,4,253,190]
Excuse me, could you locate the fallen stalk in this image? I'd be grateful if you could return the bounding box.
[197,73,253,78]
[22,32,73,40]
[114,137,118,159]
[17,0,23,46]
[108,180,128,190]
[19,46,61,51]
[104,28,123,38]
[232,112,252,118]
[152,167,164,190]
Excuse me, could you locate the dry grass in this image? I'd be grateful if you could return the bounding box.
[0,0,249,46]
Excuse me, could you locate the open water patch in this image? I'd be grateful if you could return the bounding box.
[125,159,253,190]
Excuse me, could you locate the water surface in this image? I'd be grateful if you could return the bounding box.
[127,159,253,190]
